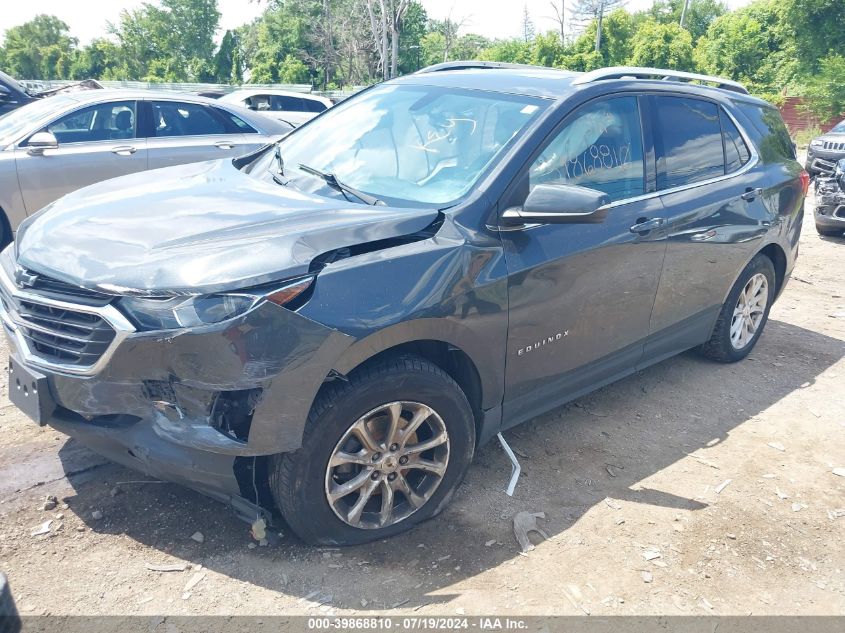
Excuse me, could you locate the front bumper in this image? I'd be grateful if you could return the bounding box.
[0,248,354,514]
[806,147,845,174]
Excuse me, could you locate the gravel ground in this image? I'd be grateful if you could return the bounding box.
[0,186,843,617]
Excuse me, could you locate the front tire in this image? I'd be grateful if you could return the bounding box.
[269,356,475,545]
[699,254,776,363]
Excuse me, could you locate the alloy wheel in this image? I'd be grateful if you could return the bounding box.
[324,401,450,529]
[730,273,769,350]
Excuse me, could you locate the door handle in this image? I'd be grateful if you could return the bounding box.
[215,141,235,150]
[741,187,763,201]
[629,217,665,233]
[111,146,137,156]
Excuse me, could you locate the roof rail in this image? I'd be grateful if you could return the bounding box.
[571,66,749,95]
[415,60,541,74]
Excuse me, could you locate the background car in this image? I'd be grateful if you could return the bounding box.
[0,90,292,245]
[805,119,845,176]
[0,70,37,116]
[218,89,332,127]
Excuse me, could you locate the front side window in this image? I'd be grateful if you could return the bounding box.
[255,84,548,206]
[654,96,724,190]
[528,96,645,203]
[45,101,136,144]
[151,101,227,137]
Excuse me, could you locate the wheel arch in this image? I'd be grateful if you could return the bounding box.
[0,205,12,249]
[329,324,501,446]
[758,242,787,298]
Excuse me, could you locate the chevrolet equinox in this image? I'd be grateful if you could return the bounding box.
[2,64,806,545]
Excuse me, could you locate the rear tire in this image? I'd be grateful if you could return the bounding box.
[816,224,843,237]
[269,355,475,545]
[698,254,776,363]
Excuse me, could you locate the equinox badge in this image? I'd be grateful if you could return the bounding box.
[517,331,569,356]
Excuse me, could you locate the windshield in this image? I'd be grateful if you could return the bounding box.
[0,95,76,147]
[832,120,845,134]
[251,83,548,206]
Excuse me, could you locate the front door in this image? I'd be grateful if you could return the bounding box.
[15,99,147,214]
[499,95,667,427]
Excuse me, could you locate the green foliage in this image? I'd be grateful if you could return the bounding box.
[397,1,427,73]
[1,14,77,79]
[802,55,845,121]
[647,0,727,42]
[781,0,845,73]
[695,11,768,82]
[477,40,532,64]
[630,19,695,70]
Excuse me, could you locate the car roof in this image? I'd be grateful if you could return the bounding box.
[396,67,580,100]
[60,89,226,105]
[222,89,331,104]
[395,64,770,107]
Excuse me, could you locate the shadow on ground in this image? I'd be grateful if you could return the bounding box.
[58,319,845,610]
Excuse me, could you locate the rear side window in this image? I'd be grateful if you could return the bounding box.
[214,108,258,134]
[721,110,751,173]
[654,96,723,190]
[152,101,228,137]
[528,96,645,203]
[302,98,327,113]
[271,95,306,112]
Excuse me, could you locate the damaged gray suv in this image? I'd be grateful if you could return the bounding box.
[3,64,806,545]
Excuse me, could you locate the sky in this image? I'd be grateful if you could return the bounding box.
[0,0,757,46]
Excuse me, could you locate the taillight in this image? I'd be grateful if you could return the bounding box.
[799,169,810,195]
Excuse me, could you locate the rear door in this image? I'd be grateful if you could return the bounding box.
[14,99,147,213]
[643,95,771,361]
[144,99,252,169]
[499,95,668,426]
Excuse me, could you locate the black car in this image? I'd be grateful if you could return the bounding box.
[806,119,845,176]
[814,157,845,236]
[2,64,806,545]
[0,71,36,116]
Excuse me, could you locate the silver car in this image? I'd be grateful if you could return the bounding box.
[218,89,333,127]
[0,90,292,244]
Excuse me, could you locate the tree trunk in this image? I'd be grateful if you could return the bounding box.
[594,0,605,54]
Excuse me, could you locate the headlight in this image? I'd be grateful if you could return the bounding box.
[118,277,313,330]
[810,139,824,148]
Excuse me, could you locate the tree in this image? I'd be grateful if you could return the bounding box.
[548,1,566,44]
[781,0,845,73]
[68,38,123,80]
[364,0,411,80]
[531,31,566,67]
[647,0,727,42]
[570,0,626,53]
[109,0,220,82]
[694,10,769,83]
[478,39,532,64]
[629,19,695,70]
[802,55,845,121]
[397,1,428,73]
[521,5,536,42]
[1,15,77,79]
[213,30,238,83]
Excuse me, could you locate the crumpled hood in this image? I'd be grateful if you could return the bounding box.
[16,159,439,295]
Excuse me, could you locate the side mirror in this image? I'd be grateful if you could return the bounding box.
[27,131,58,156]
[502,184,611,225]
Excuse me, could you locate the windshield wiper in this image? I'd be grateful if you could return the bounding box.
[298,163,384,206]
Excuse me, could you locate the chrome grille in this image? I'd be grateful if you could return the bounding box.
[823,141,845,151]
[0,253,134,375]
[15,299,116,365]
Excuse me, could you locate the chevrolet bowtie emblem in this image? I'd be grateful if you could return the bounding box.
[14,269,38,289]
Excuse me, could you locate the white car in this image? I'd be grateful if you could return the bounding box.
[218,89,332,127]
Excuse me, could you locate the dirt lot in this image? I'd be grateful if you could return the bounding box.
[1,189,844,618]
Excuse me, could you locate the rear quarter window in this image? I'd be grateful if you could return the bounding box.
[734,102,796,162]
